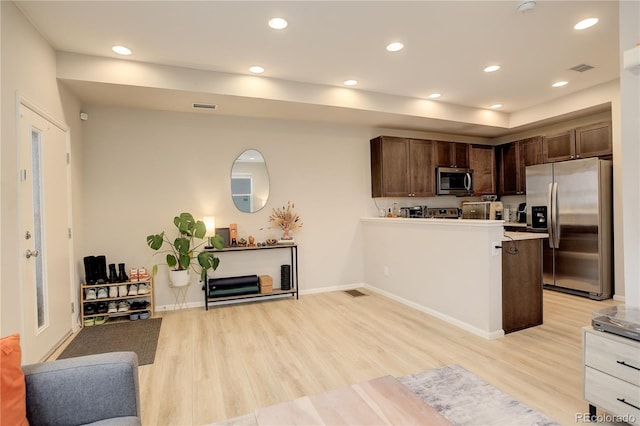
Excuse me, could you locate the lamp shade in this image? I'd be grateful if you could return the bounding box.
[203,216,216,236]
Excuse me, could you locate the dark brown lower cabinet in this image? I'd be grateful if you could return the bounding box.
[502,238,543,333]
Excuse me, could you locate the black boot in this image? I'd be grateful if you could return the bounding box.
[83,256,97,284]
[108,264,118,283]
[95,255,109,284]
[118,263,129,282]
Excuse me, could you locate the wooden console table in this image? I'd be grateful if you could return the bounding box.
[203,244,298,310]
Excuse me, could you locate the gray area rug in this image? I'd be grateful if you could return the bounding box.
[57,318,162,366]
[399,365,559,426]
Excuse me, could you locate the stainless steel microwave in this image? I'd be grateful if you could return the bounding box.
[436,167,473,196]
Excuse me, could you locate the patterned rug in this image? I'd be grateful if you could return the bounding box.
[398,365,559,426]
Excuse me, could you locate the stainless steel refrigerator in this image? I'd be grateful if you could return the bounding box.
[526,158,612,300]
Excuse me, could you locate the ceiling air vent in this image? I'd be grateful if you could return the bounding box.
[192,103,218,110]
[570,64,594,72]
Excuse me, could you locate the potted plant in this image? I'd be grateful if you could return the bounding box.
[146,212,224,286]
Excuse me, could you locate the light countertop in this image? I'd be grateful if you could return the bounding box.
[503,231,548,241]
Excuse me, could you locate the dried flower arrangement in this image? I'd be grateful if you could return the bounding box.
[268,201,303,240]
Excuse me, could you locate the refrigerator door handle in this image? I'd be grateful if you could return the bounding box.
[553,182,560,248]
[547,182,555,248]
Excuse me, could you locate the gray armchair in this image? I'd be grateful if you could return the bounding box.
[22,351,141,426]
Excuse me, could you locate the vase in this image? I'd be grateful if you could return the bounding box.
[282,227,293,240]
[169,269,191,287]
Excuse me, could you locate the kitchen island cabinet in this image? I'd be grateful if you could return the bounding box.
[362,218,548,339]
[501,236,544,333]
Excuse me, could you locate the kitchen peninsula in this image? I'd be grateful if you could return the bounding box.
[361,217,548,339]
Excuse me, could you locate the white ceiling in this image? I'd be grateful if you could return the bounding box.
[16,0,620,137]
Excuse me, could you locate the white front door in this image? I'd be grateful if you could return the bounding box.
[19,104,73,364]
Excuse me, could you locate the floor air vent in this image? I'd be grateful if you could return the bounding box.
[344,289,368,297]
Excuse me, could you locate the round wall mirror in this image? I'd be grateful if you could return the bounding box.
[231,149,270,213]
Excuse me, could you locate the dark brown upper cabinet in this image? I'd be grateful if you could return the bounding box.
[469,144,496,195]
[497,136,543,195]
[543,122,611,163]
[435,141,469,168]
[370,136,435,197]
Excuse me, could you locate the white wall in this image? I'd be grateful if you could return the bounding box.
[0,1,83,336]
[80,106,375,307]
[619,0,640,308]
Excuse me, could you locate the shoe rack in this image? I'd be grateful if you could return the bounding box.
[81,275,155,327]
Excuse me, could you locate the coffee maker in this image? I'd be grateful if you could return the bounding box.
[516,203,527,223]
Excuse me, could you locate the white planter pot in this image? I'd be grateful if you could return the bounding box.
[169,269,191,287]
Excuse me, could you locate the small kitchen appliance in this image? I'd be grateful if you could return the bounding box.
[436,167,473,196]
[461,201,503,220]
[425,208,460,219]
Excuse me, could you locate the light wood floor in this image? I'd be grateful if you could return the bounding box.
[57,288,619,425]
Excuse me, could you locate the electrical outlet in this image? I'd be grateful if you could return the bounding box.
[492,241,501,256]
[383,266,389,276]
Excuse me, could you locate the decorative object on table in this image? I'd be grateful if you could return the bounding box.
[146,212,224,285]
[229,223,238,246]
[237,237,247,247]
[281,264,291,290]
[248,235,256,247]
[268,201,303,242]
[259,275,273,293]
[265,237,277,246]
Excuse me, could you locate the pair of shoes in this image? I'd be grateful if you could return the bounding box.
[118,285,128,297]
[96,302,108,313]
[107,302,118,313]
[118,301,130,312]
[138,267,149,280]
[109,286,118,298]
[128,284,138,296]
[130,300,150,310]
[95,316,107,325]
[84,302,96,314]
[97,287,108,299]
[84,317,95,326]
[85,288,97,300]
[139,311,151,320]
[130,312,140,320]
[137,283,150,295]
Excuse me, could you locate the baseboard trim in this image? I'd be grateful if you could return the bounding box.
[364,284,505,340]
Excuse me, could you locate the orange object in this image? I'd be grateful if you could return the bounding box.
[229,223,238,246]
[0,334,28,426]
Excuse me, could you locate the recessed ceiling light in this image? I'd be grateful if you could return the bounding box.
[386,42,404,52]
[552,81,568,87]
[268,17,288,30]
[517,0,536,13]
[112,45,132,56]
[249,66,265,74]
[484,65,501,73]
[344,79,358,86]
[427,93,442,99]
[574,18,598,30]
[490,103,503,109]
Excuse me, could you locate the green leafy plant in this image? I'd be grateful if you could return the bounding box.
[146,212,224,280]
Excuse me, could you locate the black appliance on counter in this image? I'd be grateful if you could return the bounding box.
[516,203,527,223]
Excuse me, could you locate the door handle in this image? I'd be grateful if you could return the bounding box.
[547,182,554,248]
[25,249,39,259]
[552,182,560,248]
